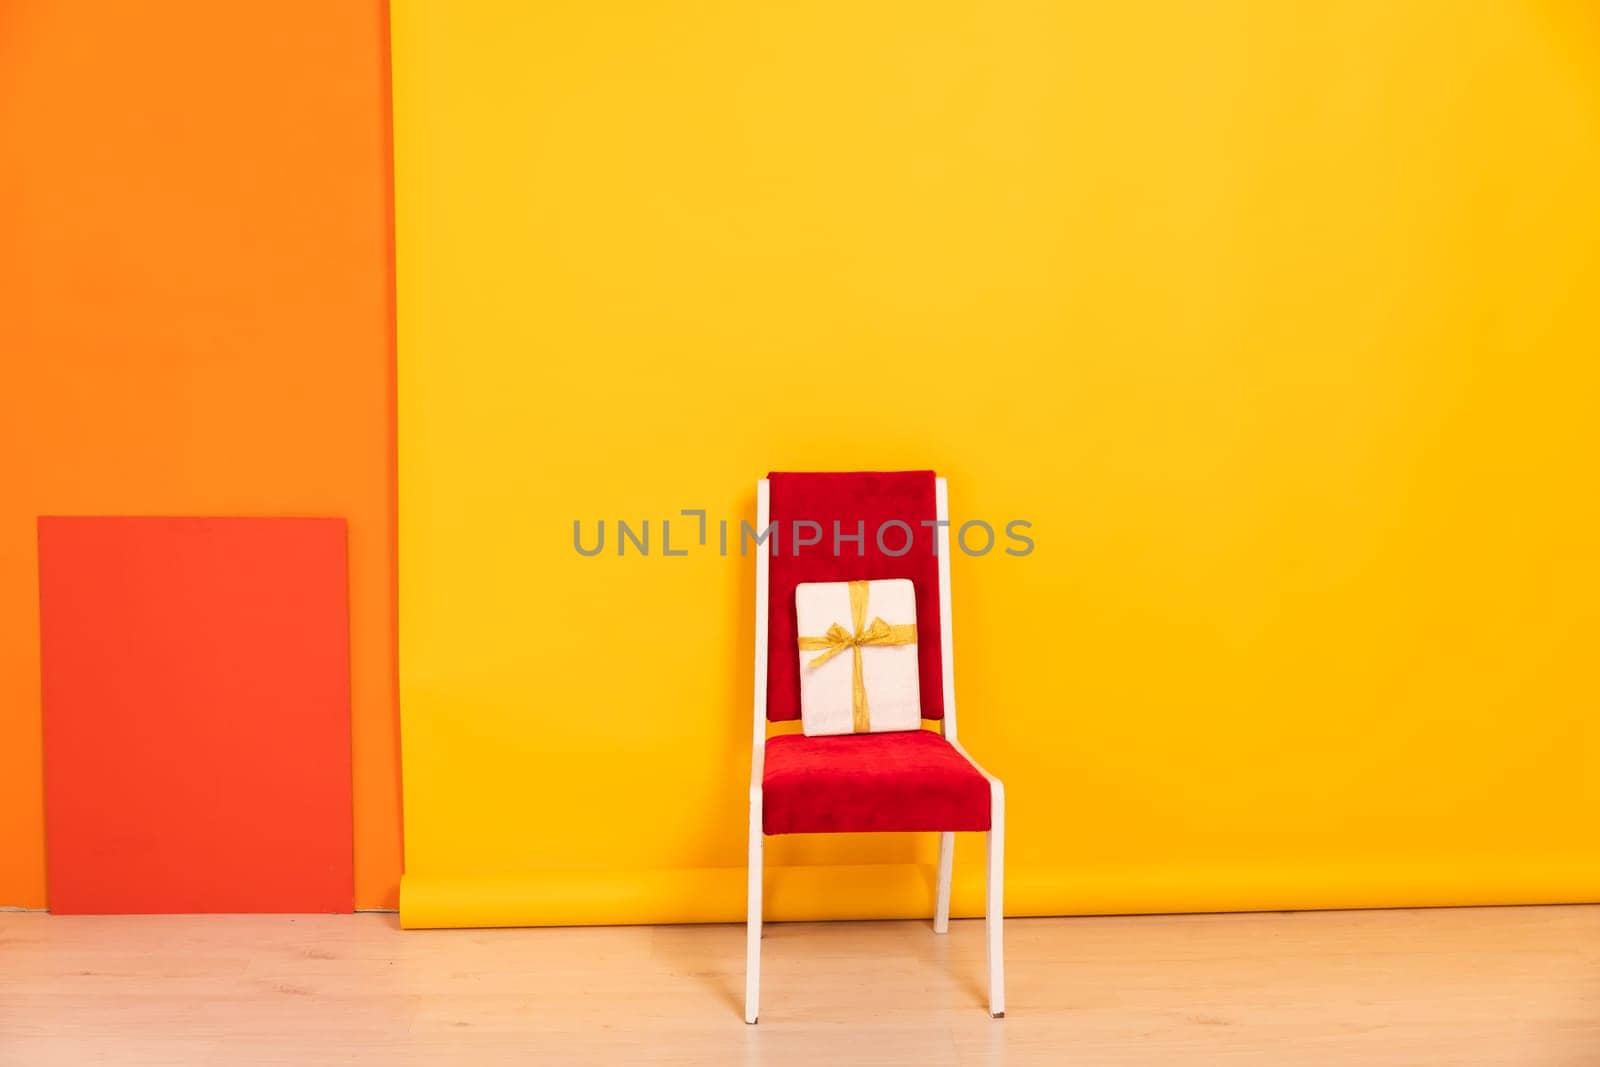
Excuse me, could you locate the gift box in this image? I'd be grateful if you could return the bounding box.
[795,578,921,736]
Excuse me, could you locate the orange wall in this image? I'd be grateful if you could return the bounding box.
[0,3,400,908]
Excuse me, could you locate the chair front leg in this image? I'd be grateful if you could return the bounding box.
[745,788,763,1024]
[986,780,1006,1018]
[934,831,954,934]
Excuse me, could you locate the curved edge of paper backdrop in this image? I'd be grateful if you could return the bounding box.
[399,864,941,929]
[399,855,1600,929]
[1101,856,1600,915]
[986,855,1600,919]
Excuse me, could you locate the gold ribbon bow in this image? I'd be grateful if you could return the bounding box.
[798,580,918,733]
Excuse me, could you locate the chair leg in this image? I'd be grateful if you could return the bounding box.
[986,782,1006,1018]
[934,831,954,934]
[745,809,763,1024]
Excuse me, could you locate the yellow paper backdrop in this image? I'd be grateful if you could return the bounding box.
[393,1,1600,927]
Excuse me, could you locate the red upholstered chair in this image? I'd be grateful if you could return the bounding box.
[745,471,1005,1023]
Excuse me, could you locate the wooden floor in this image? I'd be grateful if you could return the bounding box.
[1,905,1596,1065]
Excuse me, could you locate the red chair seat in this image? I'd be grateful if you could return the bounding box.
[762,730,992,835]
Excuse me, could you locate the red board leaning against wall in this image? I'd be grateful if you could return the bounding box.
[38,517,354,914]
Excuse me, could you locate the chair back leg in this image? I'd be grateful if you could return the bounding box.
[934,832,955,934]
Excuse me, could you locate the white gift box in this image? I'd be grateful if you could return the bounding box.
[795,578,921,736]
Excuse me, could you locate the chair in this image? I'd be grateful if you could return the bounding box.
[745,471,1005,1023]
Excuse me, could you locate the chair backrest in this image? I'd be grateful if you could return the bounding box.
[753,471,958,740]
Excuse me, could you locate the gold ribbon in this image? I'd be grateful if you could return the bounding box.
[798,580,917,733]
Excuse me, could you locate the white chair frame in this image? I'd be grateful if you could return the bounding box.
[745,476,1005,1024]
